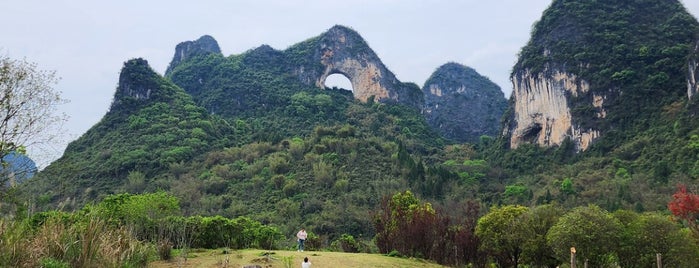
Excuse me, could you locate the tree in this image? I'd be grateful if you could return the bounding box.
[615,211,699,267]
[546,205,622,267]
[668,184,699,239]
[373,190,437,258]
[521,204,564,268]
[0,55,66,183]
[475,205,529,268]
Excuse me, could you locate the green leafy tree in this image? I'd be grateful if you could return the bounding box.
[560,178,574,195]
[475,205,529,268]
[546,205,622,267]
[520,204,564,267]
[92,192,180,240]
[615,210,699,267]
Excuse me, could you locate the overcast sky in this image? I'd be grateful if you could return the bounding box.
[2,0,699,167]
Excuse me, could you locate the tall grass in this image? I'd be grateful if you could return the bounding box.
[0,216,155,267]
[0,218,32,267]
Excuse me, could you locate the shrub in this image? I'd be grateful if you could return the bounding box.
[304,232,321,251]
[39,258,69,268]
[331,234,360,253]
[157,239,173,260]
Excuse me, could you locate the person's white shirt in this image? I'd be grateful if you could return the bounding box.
[301,260,312,268]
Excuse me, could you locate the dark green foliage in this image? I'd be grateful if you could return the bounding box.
[331,233,362,253]
[161,215,283,250]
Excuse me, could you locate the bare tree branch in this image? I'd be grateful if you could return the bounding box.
[0,55,68,189]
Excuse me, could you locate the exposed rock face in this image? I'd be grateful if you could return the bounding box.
[110,58,169,112]
[422,62,507,143]
[113,59,154,105]
[292,25,423,108]
[165,35,222,75]
[689,41,699,100]
[507,67,602,151]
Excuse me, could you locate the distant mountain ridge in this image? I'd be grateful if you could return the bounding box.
[165,25,502,142]
[23,2,699,241]
[28,24,504,211]
[422,62,507,143]
[1,152,36,186]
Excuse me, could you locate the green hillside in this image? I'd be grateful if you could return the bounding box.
[10,0,699,267]
[24,49,449,240]
[491,0,699,211]
[32,59,235,205]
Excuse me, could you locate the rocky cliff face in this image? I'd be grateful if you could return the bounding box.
[689,41,699,100]
[423,63,507,143]
[291,25,423,108]
[165,35,222,75]
[507,67,602,150]
[110,58,156,111]
[110,58,181,113]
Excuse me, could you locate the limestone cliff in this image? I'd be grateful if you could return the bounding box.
[165,35,222,76]
[110,58,158,112]
[689,40,699,99]
[110,58,184,114]
[505,0,699,152]
[422,63,507,143]
[289,25,423,108]
[507,67,601,151]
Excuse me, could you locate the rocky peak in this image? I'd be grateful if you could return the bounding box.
[422,62,507,143]
[110,58,163,112]
[290,25,423,108]
[165,35,222,75]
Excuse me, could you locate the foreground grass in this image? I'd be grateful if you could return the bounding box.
[149,249,448,268]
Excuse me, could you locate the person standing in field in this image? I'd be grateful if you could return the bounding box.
[296,228,307,252]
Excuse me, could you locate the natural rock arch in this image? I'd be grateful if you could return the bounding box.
[312,26,391,102]
[323,72,354,91]
[293,25,422,108]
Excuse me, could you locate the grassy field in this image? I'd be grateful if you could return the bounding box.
[149,249,448,268]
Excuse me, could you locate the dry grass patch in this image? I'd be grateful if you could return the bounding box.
[149,249,448,268]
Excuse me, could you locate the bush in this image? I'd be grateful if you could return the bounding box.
[331,234,361,253]
[157,239,173,260]
[387,249,402,257]
[304,232,321,251]
[161,215,283,250]
[39,258,69,268]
